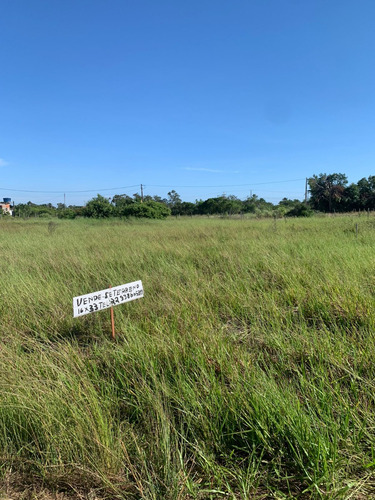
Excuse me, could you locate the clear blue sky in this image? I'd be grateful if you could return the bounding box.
[1,0,374,206]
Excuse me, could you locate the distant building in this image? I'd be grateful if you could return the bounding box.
[0,198,14,216]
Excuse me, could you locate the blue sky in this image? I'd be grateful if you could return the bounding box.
[1,0,374,206]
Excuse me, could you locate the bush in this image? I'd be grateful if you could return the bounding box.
[57,209,77,219]
[120,201,171,219]
[83,195,113,218]
[286,202,313,217]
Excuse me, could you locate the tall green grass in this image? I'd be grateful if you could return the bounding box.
[1,215,375,498]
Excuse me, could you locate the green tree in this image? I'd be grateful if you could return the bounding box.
[242,195,274,214]
[198,195,242,215]
[152,195,168,204]
[120,201,171,219]
[111,194,134,207]
[178,201,196,215]
[285,202,313,217]
[276,198,304,216]
[57,208,77,219]
[308,173,347,212]
[14,202,56,218]
[358,176,375,210]
[83,195,113,218]
[167,190,182,215]
[342,183,360,211]
[167,190,182,206]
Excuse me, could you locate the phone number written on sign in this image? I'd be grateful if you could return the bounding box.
[73,280,143,318]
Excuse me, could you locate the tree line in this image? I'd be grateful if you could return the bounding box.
[8,173,375,219]
[11,192,308,219]
[308,173,375,212]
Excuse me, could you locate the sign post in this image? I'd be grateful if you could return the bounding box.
[73,280,144,338]
[109,285,115,339]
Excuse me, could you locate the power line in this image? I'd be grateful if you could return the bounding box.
[0,178,305,195]
[147,178,305,188]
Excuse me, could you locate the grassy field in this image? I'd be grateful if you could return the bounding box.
[0,215,375,499]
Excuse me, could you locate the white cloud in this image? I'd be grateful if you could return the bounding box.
[0,158,8,167]
[183,167,240,174]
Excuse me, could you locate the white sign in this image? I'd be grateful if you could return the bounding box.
[73,280,143,318]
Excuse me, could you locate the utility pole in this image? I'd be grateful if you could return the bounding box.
[140,184,144,203]
[304,178,308,205]
[64,193,66,208]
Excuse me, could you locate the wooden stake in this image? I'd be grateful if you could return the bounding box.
[109,285,115,339]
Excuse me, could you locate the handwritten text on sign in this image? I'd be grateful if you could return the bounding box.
[73,280,143,318]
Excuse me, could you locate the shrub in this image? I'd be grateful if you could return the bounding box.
[83,195,113,218]
[57,209,77,219]
[120,201,171,219]
[286,202,313,217]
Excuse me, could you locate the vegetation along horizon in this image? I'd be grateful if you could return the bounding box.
[1,180,375,498]
[6,173,375,220]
